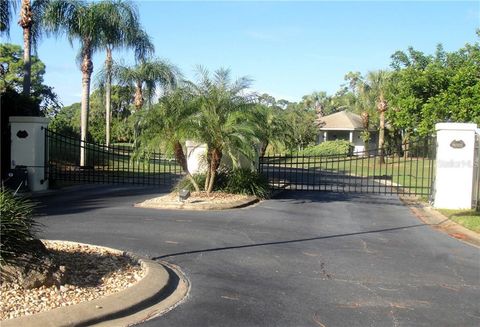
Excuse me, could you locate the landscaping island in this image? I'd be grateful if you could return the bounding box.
[1,240,145,321]
[136,191,259,210]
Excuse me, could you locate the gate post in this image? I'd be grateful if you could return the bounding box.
[434,123,477,209]
[9,116,49,192]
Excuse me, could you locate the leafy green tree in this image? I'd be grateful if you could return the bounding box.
[387,33,480,152]
[283,104,317,152]
[0,43,59,111]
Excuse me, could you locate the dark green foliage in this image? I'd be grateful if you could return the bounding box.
[300,140,353,156]
[0,188,41,266]
[222,168,270,199]
[174,168,270,198]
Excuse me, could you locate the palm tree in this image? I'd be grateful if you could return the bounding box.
[1,0,49,96]
[1,0,17,36]
[114,58,179,111]
[44,0,127,166]
[96,0,153,146]
[188,67,258,194]
[139,88,200,191]
[255,104,291,157]
[366,70,391,163]
[113,58,179,148]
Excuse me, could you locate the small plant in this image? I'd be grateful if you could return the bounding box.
[0,188,41,266]
[221,168,270,199]
[300,140,353,156]
[173,168,270,198]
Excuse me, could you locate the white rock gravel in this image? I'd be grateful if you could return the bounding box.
[0,240,145,321]
[138,191,250,208]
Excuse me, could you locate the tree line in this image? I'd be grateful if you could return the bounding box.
[1,1,479,173]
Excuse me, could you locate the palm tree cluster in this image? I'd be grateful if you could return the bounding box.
[139,67,268,194]
[1,0,166,165]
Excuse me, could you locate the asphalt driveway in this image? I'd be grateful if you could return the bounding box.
[35,185,480,327]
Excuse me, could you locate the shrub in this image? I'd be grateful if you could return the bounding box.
[300,140,353,156]
[221,168,270,199]
[174,168,270,198]
[0,188,41,266]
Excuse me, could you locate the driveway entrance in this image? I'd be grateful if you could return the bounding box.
[36,186,479,327]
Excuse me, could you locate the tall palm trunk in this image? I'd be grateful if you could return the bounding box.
[173,141,199,192]
[134,80,143,111]
[377,95,387,164]
[132,80,143,148]
[80,42,93,167]
[19,0,32,97]
[105,47,113,146]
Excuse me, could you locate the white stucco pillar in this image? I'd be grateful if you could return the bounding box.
[323,131,327,142]
[434,123,477,209]
[185,140,208,175]
[349,131,353,143]
[10,116,49,192]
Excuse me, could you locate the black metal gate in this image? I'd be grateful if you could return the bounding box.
[259,138,436,196]
[44,129,183,186]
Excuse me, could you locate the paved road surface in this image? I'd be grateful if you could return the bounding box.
[36,185,480,327]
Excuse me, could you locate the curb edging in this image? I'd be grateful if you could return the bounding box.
[2,246,188,327]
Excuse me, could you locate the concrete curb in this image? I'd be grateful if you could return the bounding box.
[401,196,480,248]
[135,195,259,211]
[2,246,189,327]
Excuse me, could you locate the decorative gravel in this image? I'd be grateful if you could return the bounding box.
[138,191,250,208]
[0,241,145,321]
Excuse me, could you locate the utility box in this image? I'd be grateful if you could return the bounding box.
[9,116,49,192]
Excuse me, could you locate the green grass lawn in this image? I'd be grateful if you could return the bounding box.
[437,209,480,233]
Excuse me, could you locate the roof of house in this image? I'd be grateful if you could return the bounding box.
[317,110,365,131]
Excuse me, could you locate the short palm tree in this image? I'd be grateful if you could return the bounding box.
[255,104,291,156]
[188,67,258,194]
[139,88,200,191]
[114,58,179,112]
[44,0,130,166]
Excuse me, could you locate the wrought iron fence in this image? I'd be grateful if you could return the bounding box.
[259,138,436,196]
[45,128,183,186]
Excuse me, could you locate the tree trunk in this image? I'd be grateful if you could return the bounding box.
[377,96,387,164]
[173,140,199,192]
[105,47,113,146]
[260,141,268,157]
[204,148,212,192]
[403,132,410,159]
[19,0,32,97]
[80,42,93,167]
[134,80,143,111]
[207,148,222,194]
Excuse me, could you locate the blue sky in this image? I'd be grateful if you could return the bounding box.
[3,1,479,106]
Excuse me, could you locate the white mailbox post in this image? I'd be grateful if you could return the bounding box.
[10,116,49,192]
[434,123,477,209]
